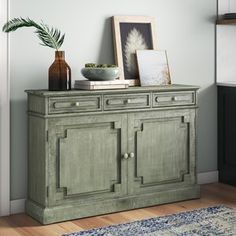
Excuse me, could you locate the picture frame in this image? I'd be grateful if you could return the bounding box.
[136,50,171,86]
[112,16,158,86]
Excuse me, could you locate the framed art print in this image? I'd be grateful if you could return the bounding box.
[112,16,158,86]
[136,50,171,86]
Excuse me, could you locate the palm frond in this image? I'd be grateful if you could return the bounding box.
[2,17,36,32]
[2,17,65,50]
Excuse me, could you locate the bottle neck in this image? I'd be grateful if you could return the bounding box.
[55,51,65,60]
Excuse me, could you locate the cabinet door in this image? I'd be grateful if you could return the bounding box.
[127,109,197,194]
[47,114,128,206]
[218,86,236,185]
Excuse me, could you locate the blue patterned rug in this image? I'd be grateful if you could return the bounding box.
[63,205,236,236]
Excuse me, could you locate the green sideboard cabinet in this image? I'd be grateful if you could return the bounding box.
[25,85,200,224]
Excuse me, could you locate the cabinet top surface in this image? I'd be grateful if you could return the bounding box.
[26,84,199,97]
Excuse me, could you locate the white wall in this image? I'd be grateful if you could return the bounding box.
[218,0,236,15]
[9,0,217,200]
[0,0,10,216]
[217,0,236,83]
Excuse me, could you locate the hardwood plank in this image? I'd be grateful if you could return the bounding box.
[217,19,236,25]
[216,19,236,25]
[0,183,236,236]
[0,218,23,236]
[73,216,109,230]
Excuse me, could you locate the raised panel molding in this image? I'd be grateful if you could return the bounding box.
[58,123,122,197]
[134,116,189,188]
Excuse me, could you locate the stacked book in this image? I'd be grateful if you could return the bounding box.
[74,80,129,90]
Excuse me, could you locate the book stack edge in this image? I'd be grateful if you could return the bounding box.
[74,80,129,90]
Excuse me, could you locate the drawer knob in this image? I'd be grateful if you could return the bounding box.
[129,152,135,158]
[172,97,177,101]
[53,102,59,108]
[124,99,131,104]
[155,97,159,103]
[123,153,129,159]
[74,102,80,107]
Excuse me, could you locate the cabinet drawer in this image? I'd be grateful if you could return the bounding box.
[104,93,150,110]
[153,92,195,107]
[49,95,101,114]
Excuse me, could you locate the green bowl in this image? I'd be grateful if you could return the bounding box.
[81,67,120,81]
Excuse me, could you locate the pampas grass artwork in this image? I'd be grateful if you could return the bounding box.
[112,16,158,85]
[124,28,148,77]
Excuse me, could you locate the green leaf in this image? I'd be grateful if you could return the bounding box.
[2,17,65,50]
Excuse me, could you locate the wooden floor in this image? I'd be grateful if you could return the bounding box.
[0,183,236,236]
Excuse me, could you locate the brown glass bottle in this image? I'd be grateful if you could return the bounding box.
[48,51,71,91]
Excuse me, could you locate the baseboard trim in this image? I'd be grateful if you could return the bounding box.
[10,199,26,215]
[197,171,219,184]
[10,171,219,214]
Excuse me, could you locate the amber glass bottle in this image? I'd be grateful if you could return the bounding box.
[48,51,71,91]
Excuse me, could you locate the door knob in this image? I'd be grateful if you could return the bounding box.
[129,152,135,158]
[123,153,129,159]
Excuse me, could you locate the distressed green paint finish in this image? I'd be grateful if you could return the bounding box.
[46,114,128,207]
[103,93,151,111]
[25,85,200,224]
[152,91,196,107]
[59,126,120,195]
[127,109,197,195]
[28,94,48,115]
[28,115,47,206]
[136,116,187,183]
[48,95,102,114]
[26,185,199,224]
